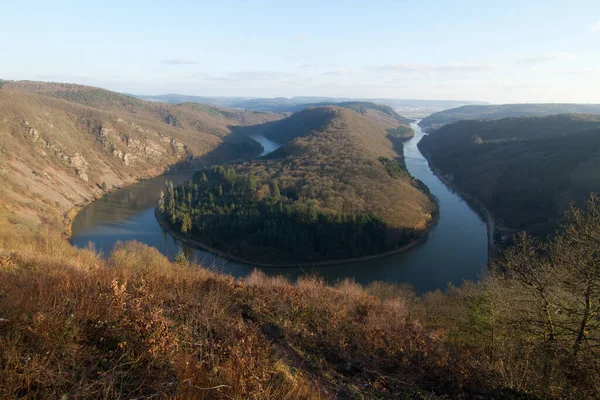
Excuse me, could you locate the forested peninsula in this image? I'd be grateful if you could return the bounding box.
[157,106,437,264]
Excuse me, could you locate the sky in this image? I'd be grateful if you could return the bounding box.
[1,0,599,103]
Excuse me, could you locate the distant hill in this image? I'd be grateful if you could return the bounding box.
[418,114,600,233]
[132,93,487,114]
[287,101,413,125]
[159,106,437,263]
[136,94,416,141]
[0,80,284,231]
[420,103,600,132]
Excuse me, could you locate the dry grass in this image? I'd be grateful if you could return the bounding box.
[0,230,469,399]
[3,223,598,398]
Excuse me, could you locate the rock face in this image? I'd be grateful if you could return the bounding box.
[23,117,191,184]
[25,125,89,181]
[96,121,187,167]
[69,153,89,182]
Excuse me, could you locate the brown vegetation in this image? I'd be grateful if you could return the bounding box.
[1,196,599,398]
[1,81,599,399]
[256,106,435,230]
[0,81,283,231]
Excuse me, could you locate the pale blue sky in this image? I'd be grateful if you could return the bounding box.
[2,0,599,103]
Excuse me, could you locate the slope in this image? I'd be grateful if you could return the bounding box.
[0,81,284,233]
[418,114,600,233]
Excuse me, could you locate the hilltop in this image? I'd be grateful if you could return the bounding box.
[158,106,436,263]
[419,103,600,132]
[133,93,486,116]
[419,114,600,233]
[0,81,284,232]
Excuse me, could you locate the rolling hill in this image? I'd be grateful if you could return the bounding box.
[0,81,284,233]
[419,103,600,132]
[133,93,487,115]
[159,106,437,263]
[418,114,600,233]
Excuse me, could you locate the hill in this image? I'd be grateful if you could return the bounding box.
[133,93,487,115]
[158,106,436,263]
[0,81,284,232]
[418,114,600,233]
[420,103,600,132]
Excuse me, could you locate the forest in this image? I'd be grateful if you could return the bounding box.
[419,114,600,233]
[156,105,435,263]
[158,165,417,263]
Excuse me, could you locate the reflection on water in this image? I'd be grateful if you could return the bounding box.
[72,125,488,293]
[250,134,281,156]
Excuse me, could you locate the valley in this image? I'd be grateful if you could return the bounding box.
[1,81,599,399]
[71,121,488,293]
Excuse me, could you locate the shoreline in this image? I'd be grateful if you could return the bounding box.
[418,147,498,261]
[63,168,198,240]
[154,207,438,269]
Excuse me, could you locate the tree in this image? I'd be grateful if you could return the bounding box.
[489,194,600,394]
[158,190,165,212]
[271,180,281,200]
[551,194,600,355]
[180,213,192,234]
[101,181,107,191]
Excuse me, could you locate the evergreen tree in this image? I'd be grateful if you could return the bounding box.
[158,190,165,212]
[180,213,192,234]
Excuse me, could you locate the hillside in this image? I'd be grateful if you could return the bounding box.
[159,106,436,263]
[418,114,600,233]
[420,103,600,132]
[0,81,284,232]
[134,93,487,115]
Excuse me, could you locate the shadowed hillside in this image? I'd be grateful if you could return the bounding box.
[420,103,600,132]
[419,114,600,233]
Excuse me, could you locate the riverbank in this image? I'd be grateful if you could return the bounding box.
[154,207,438,268]
[418,148,498,261]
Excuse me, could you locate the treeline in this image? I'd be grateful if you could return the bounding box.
[378,156,408,179]
[386,124,413,139]
[158,166,417,262]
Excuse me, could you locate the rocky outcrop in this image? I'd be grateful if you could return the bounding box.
[95,119,187,167]
[68,153,89,182]
[24,124,89,182]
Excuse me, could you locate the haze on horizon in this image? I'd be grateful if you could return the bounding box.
[1,0,599,104]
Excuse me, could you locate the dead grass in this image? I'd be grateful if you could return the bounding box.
[0,229,467,399]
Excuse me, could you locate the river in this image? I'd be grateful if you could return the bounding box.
[71,122,488,293]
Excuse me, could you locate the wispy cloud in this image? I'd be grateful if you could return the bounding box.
[515,52,579,64]
[323,68,348,76]
[373,63,493,74]
[591,20,600,32]
[161,59,199,66]
[299,63,319,69]
[209,70,295,82]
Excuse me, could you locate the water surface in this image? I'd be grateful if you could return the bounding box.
[72,124,488,292]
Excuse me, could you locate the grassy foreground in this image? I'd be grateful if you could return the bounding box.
[1,196,599,398]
